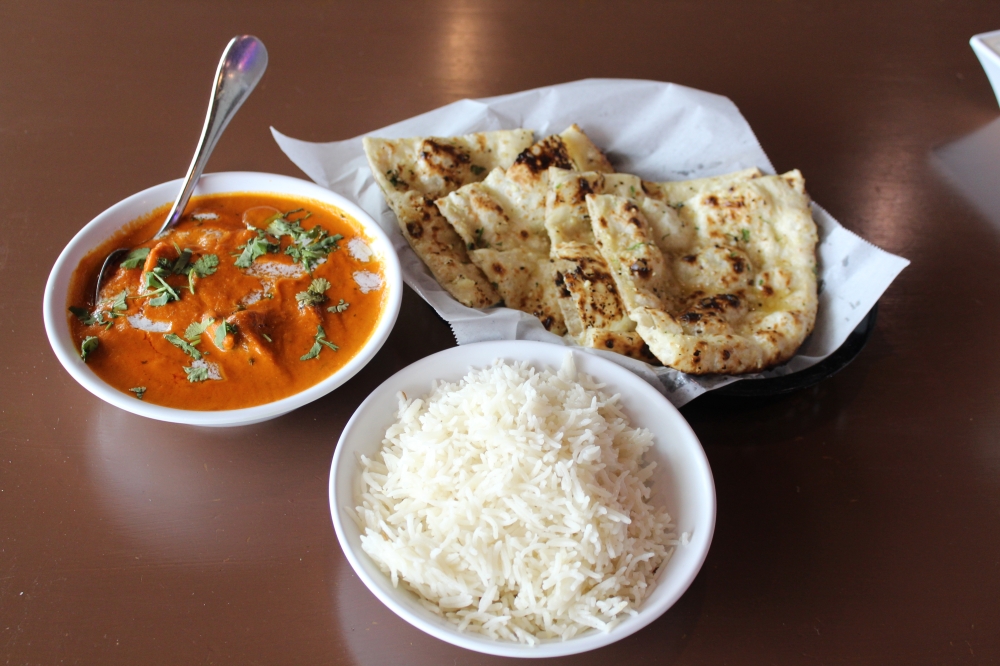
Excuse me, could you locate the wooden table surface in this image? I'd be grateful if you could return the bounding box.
[3,1,999,663]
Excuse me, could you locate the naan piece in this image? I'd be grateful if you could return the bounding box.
[588,169,818,374]
[545,168,658,361]
[363,130,534,308]
[435,125,613,334]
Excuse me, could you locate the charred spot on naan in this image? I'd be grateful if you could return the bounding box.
[363,130,534,308]
[434,125,612,335]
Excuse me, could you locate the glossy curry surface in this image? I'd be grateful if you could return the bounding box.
[67,193,386,410]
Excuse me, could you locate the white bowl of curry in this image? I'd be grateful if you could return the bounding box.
[44,172,402,426]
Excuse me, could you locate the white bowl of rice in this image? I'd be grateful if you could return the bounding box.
[329,340,715,658]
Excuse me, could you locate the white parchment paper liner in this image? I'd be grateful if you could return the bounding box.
[272,79,910,406]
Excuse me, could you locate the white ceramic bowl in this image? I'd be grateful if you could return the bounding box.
[43,171,402,427]
[329,340,715,658]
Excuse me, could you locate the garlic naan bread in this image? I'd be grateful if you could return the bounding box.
[588,169,818,374]
[545,169,658,361]
[363,130,533,308]
[435,125,613,334]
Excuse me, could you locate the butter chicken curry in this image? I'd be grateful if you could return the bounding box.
[67,193,387,410]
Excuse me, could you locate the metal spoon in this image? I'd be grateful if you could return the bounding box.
[94,35,268,305]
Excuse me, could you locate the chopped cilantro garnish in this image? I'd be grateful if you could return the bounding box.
[741,228,751,242]
[107,289,129,316]
[183,364,210,383]
[296,278,330,308]
[328,299,350,313]
[265,210,312,239]
[120,247,151,269]
[470,165,486,175]
[300,325,338,361]
[190,254,219,277]
[69,306,100,326]
[186,253,219,293]
[385,169,404,188]
[234,229,279,268]
[285,233,343,274]
[145,269,179,307]
[626,242,649,252]
[262,209,342,274]
[183,316,216,343]
[129,386,146,400]
[148,293,171,307]
[214,321,232,349]
[473,227,490,248]
[164,333,202,360]
[171,248,193,275]
[80,336,99,362]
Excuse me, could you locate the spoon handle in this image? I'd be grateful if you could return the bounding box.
[157,36,268,236]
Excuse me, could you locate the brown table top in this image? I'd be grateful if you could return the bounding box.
[3,1,1000,663]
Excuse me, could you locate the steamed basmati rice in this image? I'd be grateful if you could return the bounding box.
[355,356,676,644]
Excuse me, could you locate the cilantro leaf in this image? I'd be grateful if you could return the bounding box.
[120,247,151,269]
[385,169,404,189]
[80,336,99,361]
[186,254,219,293]
[190,254,219,277]
[69,306,100,326]
[171,248,193,275]
[184,316,215,343]
[107,289,129,316]
[285,233,343,274]
[266,215,310,239]
[300,325,338,360]
[164,333,202,360]
[234,230,279,268]
[183,364,210,383]
[300,339,321,361]
[470,164,486,175]
[214,321,232,349]
[144,271,179,306]
[259,208,341,274]
[741,228,751,242]
[327,299,350,313]
[129,386,146,400]
[296,278,331,308]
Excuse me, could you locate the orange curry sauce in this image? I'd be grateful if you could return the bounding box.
[67,193,386,410]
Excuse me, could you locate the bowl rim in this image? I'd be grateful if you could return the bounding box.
[42,171,403,426]
[328,339,716,658]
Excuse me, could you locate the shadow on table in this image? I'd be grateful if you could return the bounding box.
[931,115,1000,232]
[680,338,876,447]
